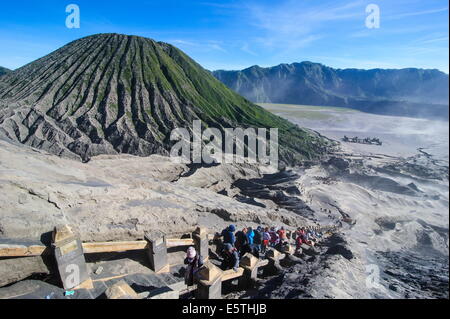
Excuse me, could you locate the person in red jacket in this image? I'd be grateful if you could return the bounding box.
[295,227,308,251]
[277,226,287,243]
[269,227,280,247]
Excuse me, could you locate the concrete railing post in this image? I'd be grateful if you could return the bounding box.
[238,253,259,289]
[105,280,139,299]
[264,248,285,276]
[280,242,295,255]
[52,225,90,290]
[145,231,169,274]
[196,261,223,299]
[193,227,209,261]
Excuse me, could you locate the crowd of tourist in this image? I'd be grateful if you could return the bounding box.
[183,224,324,285]
[217,225,323,271]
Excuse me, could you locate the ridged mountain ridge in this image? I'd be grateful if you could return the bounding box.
[0,67,11,77]
[0,34,327,163]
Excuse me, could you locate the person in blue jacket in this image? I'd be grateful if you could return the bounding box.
[247,227,255,246]
[220,224,236,246]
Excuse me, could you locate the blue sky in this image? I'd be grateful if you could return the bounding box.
[0,0,448,72]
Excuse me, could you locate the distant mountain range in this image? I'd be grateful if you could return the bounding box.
[213,62,449,120]
[0,34,327,163]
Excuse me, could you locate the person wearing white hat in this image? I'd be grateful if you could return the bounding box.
[184,247,204,286]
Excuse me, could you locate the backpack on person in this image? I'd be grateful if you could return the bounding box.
[254,229,262,244]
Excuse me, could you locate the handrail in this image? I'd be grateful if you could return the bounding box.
[0,245,50,257]
[221,268,245,281]
[0,237,199,257]
[0,226,335,258]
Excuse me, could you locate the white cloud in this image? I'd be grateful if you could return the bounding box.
[170,39,197,46]
[168,39,227,53]
[240,42,257,56]
[208,42,227,53]
[418,36,449,45]
[244,0,366,50]
[349,24,447,38]
[311,55,402,69]
[387,6,448,20]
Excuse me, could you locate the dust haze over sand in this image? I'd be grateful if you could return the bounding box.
[261,103,449,298]
[261,103,449,162]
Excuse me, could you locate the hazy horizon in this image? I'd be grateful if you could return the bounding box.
[1,33,449,76]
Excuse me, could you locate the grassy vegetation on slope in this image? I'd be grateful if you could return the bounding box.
[157,41,329,162]
[0,34,329,163]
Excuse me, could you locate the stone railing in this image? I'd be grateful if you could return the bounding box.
[0,224,337,299]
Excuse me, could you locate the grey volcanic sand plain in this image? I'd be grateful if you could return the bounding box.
[260,103,449,298]
[260,103,449,162]
[0,137,313,243]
